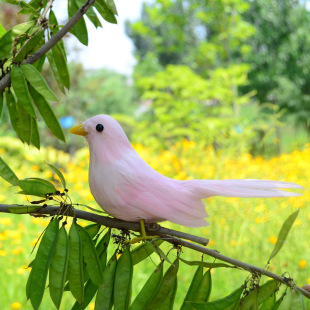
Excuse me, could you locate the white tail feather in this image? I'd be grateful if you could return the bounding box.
[188,179,304,198]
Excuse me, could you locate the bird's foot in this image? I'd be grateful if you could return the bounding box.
[125,219,159,244]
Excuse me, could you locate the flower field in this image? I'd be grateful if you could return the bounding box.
[0,137,309,309]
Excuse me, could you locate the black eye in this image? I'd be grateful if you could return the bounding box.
[96,124,104,132]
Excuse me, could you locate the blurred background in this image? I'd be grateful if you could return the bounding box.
[1,0,310,156]
[0,0,310,309]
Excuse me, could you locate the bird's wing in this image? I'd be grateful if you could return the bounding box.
[116,170,209,227]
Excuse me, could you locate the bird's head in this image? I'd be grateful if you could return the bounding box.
[69,115,132,162]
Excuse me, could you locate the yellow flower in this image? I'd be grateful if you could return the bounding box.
[0,231,7,240]
[209,240,215,246]
[17,265,28,275]
[299,260,307,268]
[0,194,6,202]
[88,302,95,310]
[0,217,12,226]
[307,278,310,284]
[230,240,237,246]
[269,236,277,245]
[10,302,22,309]
[32,165,40,171]
[0,250,7,256]
[30,238,38,247]
[12,246,23,255]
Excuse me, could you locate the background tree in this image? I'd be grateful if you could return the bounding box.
[242,0,310,134]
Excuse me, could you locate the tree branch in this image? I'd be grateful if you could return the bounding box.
[0,0,95,92]
[0,203,309,299]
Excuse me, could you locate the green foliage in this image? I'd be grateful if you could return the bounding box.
[133,64,272,153]
[268,209,300,263]
[0,0,118,148]
[126,0,254,74]
[243,0,310,132]
[61,66,137,118]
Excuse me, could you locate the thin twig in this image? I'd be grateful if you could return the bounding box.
[0,203,309,299]
[40,0,54,20]
[0,0,95,92]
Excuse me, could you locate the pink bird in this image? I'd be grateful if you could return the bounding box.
[70,115,303,228]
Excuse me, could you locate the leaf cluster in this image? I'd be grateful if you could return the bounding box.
[0,0,118,147]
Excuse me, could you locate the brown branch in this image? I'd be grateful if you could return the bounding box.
[0,203,309,299]
[0,0,95,92]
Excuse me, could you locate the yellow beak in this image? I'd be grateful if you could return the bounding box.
[69,124,87,136]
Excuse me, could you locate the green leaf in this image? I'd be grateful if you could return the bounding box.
[46,163,66,189]
[11,21,37,36]
[271,292,285,310]
[29,85,65,142]
[0,92,3,117]
[0,23,6,37]
[0,29,13,59]
[75,0,102,28]
[96,229,111,258]
[28,0,47,10]
[71,231,110,310]
[5,0,38,14]
[95,253,117,310]
[0,21,36,59]
[94,0,117,24]
[17,100,32,145]
[260,293,276,310]
[85,6,102,28]
[114,246,133,310]
[11,65,36,117]
[181,266,204,310]
[180,257,234,269]
[193,269,212,302]
[0,156,19,185]
[268,209,300,263]
[14,30,44,63]
[131,239,164,265]
[33,55,46,72]
[106,0,118,15]
[8,205,43,214]
[28,218,59,309]
[130,263,163,310]
[190,285,244,310]
[84,223,100,240]
[48,10,66,56]
[257,280,278,306]
[68,0,88,45]
[290,290,305,310]
[240,288,258,310]
[49,224,69,309]
[5,89,22,140]
[30,116,40,149]
[145,259,179,310]
[71,279,98,310]
[68,221,84,304]
[21,64,58,101]
[161,277,177,310]
[46,51,65,92]
[77,224,103,286]
[18,178,57,197]
[51,43,70,89]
